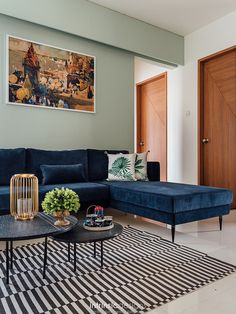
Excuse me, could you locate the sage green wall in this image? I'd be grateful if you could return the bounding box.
[0,14,134,151]
[0,0,184,65]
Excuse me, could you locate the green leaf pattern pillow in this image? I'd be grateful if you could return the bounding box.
[135,152,148,181]
[107,154,136,181]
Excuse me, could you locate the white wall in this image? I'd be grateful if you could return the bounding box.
[135,11,236,185]
[183,10,236,184]
[134,57,184,183]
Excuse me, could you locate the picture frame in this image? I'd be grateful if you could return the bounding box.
[7,35,96,113]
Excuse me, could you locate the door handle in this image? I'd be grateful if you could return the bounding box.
[139,141,144,146]
[202,138,209,144]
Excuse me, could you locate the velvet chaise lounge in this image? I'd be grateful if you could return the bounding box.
[0,148,233,242]
[102,180,232,242]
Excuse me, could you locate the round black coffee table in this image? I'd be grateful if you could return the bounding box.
[52,222,123,271]
[0,212,78,284]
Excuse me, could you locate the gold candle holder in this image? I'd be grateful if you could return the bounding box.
[10,174,39,220]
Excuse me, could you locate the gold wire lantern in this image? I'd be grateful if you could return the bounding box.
[10,174,39,220]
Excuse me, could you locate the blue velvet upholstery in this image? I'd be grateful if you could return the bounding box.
[0,148,26,186]
[147,162,160,181]
[0,182,109,211]
[102,181,233,213]
[26,149,88,183]
[40,164,87,185]
[0,186,10,211]
[174,205,230,224]
[110,200,230,225]
[87,149,129,181]
[39,182,109,205]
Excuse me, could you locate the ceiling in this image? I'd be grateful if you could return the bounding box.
[88,0,236,36]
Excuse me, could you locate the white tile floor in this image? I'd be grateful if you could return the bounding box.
[109,208,236,314]
[2,209,236,314]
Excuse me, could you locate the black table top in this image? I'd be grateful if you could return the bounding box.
[0,213,78,241]
[52,221,123,244]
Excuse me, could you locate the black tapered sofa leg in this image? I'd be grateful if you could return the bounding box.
[219,216,223,231]
[171,225,175,243]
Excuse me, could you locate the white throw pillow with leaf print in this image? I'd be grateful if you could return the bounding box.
[107,154,137,181]
[135,152,148,181]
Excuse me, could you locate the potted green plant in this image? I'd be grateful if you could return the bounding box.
[42,188,80,226]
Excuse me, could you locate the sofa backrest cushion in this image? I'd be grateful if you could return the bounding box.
[0,148,26,186]
[26,149,88,183]
[147,162,160,181]
[87,149,129,181]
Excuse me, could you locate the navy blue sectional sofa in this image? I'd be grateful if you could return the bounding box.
[0,148,233,242]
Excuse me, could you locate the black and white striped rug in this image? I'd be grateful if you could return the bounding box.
[0,227,235,314]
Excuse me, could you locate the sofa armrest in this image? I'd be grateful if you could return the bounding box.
[147,162,160,181]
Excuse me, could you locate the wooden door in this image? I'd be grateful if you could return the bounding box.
[137,72,167,180]
[199,46,236,207]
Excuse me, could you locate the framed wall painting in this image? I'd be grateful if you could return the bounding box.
[7,35,96,113]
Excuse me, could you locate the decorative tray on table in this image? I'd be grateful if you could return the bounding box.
[83,205,113,232]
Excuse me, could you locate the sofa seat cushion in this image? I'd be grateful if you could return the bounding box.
[101,181,233,213]
[39,182,110,203]
[0,148,26,186]
[26,149,88,183]
[0,183,110,212]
